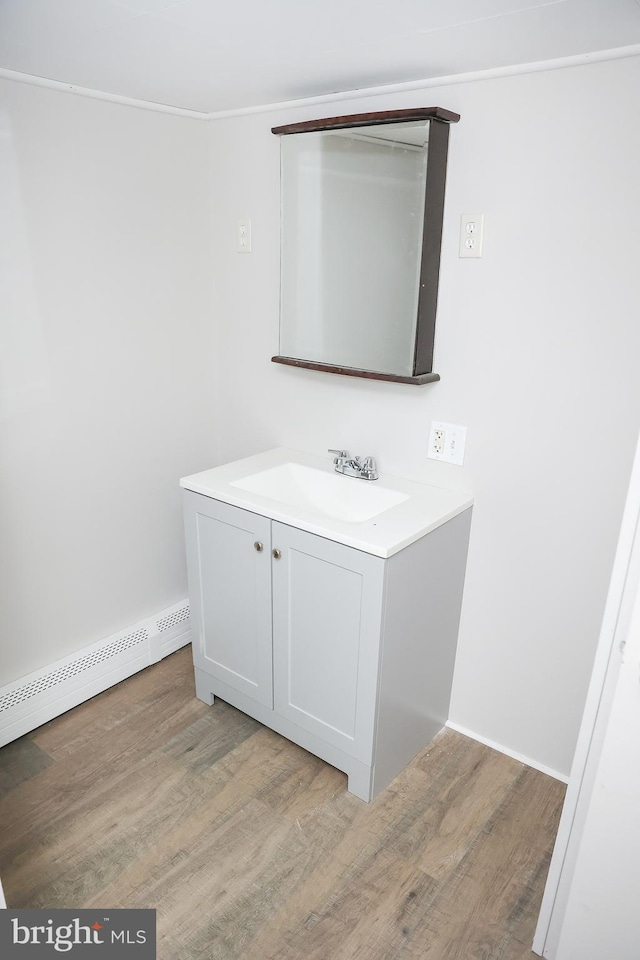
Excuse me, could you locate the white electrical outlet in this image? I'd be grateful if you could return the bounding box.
[459,213,484,258]
[428,421,467,465]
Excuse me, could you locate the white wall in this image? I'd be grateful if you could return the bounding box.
[207,55,640,776]
[0,79,216,685]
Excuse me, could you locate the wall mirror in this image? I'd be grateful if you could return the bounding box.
[272,107,460,385]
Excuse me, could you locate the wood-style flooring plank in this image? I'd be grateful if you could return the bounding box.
[0,647,565,960]
[0,664,211,846]
[82,725,348,899]
[412,766,564,960]
[0,735,53,798]
[31,647,196,761]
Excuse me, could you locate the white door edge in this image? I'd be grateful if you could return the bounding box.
[533,430,640,957]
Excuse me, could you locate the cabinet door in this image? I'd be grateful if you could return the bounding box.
[271,522,385,763]
[184,492,273,708]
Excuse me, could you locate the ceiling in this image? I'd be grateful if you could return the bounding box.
[1,0,640,115]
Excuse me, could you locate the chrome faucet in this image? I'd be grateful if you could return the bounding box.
[328,449,379,481]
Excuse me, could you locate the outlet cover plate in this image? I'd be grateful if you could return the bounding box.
[459,213,484,258]
[428,421,467,465]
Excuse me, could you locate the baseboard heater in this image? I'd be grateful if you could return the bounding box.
[0,600,191,748]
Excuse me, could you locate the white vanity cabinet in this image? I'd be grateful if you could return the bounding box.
[182,479,472,802]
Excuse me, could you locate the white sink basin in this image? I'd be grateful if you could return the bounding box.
[230,461,408,523]
[181,447,473,558]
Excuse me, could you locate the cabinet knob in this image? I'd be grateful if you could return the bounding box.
[272,548,282,560]
[253,541,264,552]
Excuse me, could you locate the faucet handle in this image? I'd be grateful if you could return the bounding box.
[362,456,379,480]
[328,448,349,462]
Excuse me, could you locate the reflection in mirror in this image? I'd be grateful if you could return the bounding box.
[272,108,460,385]
[280,123,428,376]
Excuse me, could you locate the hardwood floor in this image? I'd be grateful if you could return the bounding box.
[0,647,564,959]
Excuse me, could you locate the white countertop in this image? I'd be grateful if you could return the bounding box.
[180,447,473,558]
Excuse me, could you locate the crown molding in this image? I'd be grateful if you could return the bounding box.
[0,67,210,119]
[206,44,640,120]
[2,44,639,122]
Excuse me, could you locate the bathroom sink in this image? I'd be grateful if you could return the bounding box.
[230,461,408,523]
[181,447,473,557]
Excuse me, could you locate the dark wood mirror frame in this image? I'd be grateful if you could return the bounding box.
[271,107,460,385]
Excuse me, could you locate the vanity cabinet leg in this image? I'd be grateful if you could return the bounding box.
[194,668,215,705]
[346,762,374,803]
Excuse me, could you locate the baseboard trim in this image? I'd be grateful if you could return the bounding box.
[0,600,191,748]
[446,720,569,784]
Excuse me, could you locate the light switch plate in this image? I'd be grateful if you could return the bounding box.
[237,218,252,253]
